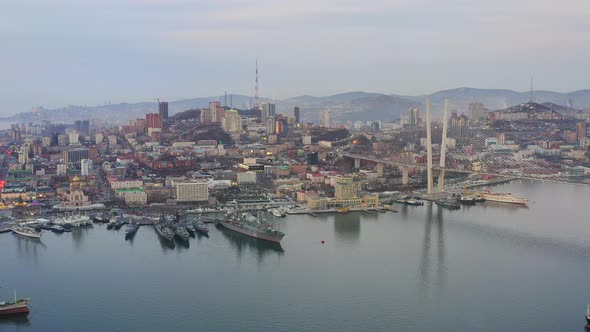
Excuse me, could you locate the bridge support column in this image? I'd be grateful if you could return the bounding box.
[376,163,384,177]
[402,166,409,185]
[437,97,449,193]
[354,158,361,169]
[426,97,434,194]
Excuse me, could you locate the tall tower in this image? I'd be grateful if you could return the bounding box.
[425,97,434,194]
[254,59,260,110]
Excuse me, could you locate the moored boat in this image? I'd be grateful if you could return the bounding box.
[194,221,209,235]
[174,224,190,241]
[218,209,284,243]
[0,291,30,316]
[125,222,139,239]
[153,223,174,242]
[270,208,286,218]
[51,225,65,233]
[586,304,590,327]
[184,222,195,236]
[435,198,461,210]
[11,225,41,239]
[479,189,528,205]
[458,195,477,205]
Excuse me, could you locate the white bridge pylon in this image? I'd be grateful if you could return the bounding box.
[426,96,449,194]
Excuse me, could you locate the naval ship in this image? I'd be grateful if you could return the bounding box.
[218,208,285,243]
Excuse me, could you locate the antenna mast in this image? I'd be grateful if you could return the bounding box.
[254,59,260,109]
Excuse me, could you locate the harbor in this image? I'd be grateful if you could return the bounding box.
[0,180,588,332]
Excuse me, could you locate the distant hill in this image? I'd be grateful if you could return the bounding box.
[9,88,590,124]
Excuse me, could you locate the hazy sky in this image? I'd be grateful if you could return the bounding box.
[1,0,589,114]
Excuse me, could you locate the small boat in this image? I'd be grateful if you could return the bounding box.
[11,225,41,239]
[194,221,209,235]
[174,224,190,241]
[435,199,461,210]
[106,221,115,230]
[125,222,139,239]
[337,207,350,213]
[404,199,424,206]
[270,208,286,218]
[0,291,30,316]
[458,196,477,205]
[51,225,65,233]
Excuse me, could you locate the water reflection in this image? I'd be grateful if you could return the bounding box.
[14,234,46,262]
[0,315,31,327]
[419,202,446,298]
[333,214,361,243]
[480,201,529,211]
[71,226,93,248]
[219,226,284,262]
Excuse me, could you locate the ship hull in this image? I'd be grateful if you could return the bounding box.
[11,228,41,239]
[0,302,29,316]
[218,221,283,243]
[481,195,528,205]
[153,225,174,242]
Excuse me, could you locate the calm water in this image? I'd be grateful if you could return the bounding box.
[1,180,589,332]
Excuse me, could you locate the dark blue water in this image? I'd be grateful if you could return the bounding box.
[1,180,589,331]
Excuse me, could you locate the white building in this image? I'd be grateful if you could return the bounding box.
[108,135,117,146]
[18,145,29,165]
[42,136,51,147]
[110,179,143,189]
[69,131,80,146]
[176,181,208,202]
[81,159,93,176]
[57,164,67,176]
[95,133,104,145]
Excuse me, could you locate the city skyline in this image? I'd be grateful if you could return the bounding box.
[1,0,589,114]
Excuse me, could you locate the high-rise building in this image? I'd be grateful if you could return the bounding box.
[95,132,104,144]
[69,131,80,146]
[294,106,301,124]
[222,109,243,133]
[408,108,420,127]
[42,136,51,147]
[81,159,93,176]
[334,176,362,200]
[81,120,90,135]
[320,111,331,128]
[18,145,29,165]
[449,112,469,139]
[146,113,163,129]
[261,103,276,123]
[12,128,22,144]
[158,101,169,120]
[64,148,89,165]
[266,116,275,134]
[576,122,587,142]
[176,181,209,202]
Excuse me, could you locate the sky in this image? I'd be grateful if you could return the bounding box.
[0,0,589,115]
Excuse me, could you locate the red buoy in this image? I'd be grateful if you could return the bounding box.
[321,240,325,244]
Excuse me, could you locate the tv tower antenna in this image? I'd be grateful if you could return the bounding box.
[254,59,260,110]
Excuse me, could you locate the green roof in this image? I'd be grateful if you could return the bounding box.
[115,188,145,193]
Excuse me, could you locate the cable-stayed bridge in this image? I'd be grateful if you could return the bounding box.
[337,98,588,193]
